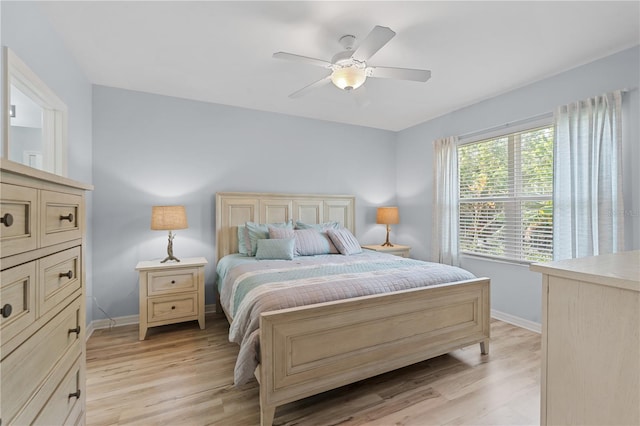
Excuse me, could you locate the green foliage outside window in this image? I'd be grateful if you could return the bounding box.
[458,126,554,262]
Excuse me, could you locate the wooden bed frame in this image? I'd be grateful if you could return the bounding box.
[215,192,490,426]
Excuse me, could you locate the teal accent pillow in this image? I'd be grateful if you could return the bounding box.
[245,220,293,256]
[255,238,295,260]
[237,225,248,255]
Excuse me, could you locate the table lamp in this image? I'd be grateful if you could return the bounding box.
[151,205,188,262]
[376,206,399,247]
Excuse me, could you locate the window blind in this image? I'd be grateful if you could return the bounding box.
[458,125,554,263]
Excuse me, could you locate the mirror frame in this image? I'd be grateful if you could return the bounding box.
[2,46,68,176]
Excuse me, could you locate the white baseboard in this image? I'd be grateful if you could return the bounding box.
[86,304,218,340]
[491,309,541,334]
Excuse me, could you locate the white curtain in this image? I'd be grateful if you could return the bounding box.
[432,136,459,266]
[553,91,624,260]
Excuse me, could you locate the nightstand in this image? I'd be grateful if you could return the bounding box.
[362,244,411,258]
[136,257,208,340]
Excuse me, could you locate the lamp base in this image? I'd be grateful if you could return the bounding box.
[161,230,181,263]
[381,224,394,247]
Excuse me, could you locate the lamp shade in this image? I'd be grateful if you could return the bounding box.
[151,205,188,230]
[376,207,399,225]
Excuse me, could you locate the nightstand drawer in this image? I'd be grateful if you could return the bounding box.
[41,190,82,247]
[0,183,38,257]
[0,261,37,350]
[147,268,198,296]
[39,247,82,317]
[147,293,198,323]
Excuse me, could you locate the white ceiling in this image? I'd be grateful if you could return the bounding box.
[39,1,639,131]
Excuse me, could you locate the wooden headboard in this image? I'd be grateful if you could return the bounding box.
[215,192,356,261]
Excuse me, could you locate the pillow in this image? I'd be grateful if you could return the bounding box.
[295,221,341,230]
[244,220,293,256]
[268,226,295,239]
[255,238,295,260]
[294,229,338,256]
[237,225,249,255]
[327,228,362,255]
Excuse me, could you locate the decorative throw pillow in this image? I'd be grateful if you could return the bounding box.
[268,226,295,239]
[237,225,248,255]
[294,229,338,256]
[295,221,341,230]
[327,228,362,255]
[255,238,295,260]
[244,220,293,256]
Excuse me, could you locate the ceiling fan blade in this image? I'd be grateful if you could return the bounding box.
[351,26,396,62]
[289,75,332,98]
[273,52,332,68]
[368,66,432,82]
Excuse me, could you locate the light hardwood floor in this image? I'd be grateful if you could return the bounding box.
[86,313,540,426]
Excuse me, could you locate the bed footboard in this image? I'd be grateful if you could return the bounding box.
[257,278,490,426]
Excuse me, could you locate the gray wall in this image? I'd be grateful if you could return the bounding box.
[1,1,94,324]
[395,46,640,324]
[92,86,397,319]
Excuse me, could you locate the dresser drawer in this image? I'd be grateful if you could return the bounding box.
[148,293,198,323]
[147,267,199,296]
[40,190,82,247]
[0,261,37,350]
[39,247,82,317]
[32,355,83,426]
[0,297,83,425]
[0,183,38,257]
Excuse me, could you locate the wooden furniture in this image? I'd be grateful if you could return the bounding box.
[215,192,491,426]
[0,159,92,426]
[136,257,207,340]
[530,251,640,426]
[362,243,411,257]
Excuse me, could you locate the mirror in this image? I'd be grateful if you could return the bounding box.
[2,47,67,176]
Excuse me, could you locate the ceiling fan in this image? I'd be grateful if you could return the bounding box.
[273,25,431,99]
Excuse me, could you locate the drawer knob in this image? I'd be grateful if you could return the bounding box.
[171,280,176,284]
[68,389,81,400]
[1,304,12,318]
[171,306,176,310]
[60,213,74,222]
[0,213,13,227]
[59,270,73,279]
[68,325,81,336]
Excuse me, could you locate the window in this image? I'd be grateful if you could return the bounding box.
[458,125,554,263]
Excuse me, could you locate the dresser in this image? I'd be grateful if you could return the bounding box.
[530,251,640,426]
[136,257,207,340]
[0,159,92,425]
[361,244,411,258]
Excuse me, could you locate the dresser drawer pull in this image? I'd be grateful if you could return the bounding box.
[68,389,81,400]
[59,213,74,222]
[171,280,176,284]
[59,270,74,279]
[171,306,176,310]
[0,213,13,227]
[68,325,81,336]
[1,303,12,318]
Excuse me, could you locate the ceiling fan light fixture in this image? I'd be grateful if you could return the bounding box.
[331,66,366,91]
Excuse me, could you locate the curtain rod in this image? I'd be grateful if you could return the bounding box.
[458,112,553,141]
